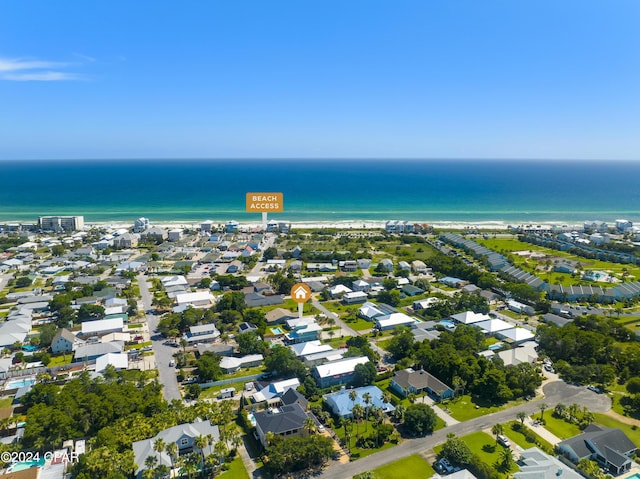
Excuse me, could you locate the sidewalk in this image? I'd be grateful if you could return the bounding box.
[418,395,460,426]
[525,417,562,445]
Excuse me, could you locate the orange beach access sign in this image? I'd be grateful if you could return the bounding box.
[245,192,284,212]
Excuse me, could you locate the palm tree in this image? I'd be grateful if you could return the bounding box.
[352,404,365,439]
[491,423,504,443]
[194,435,207,476]
[499,447,513,470]
[349,389,358,414]
[153,437,166,468]
[144,455,157,477]
[165,441,178,476]
[304,417,317,435]
[516,411,527,425]
[539,402,548,421]
[362,392,372,424]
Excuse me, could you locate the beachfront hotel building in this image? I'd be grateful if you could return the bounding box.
[38,215,85,232]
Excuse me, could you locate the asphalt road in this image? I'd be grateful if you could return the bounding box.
[137,273,182,402]
[316,380,611,479]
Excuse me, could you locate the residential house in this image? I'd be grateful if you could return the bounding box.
[265,308,297,325]
[497,327,535,345]
[451,311,490,325]
[391,368,454,401]
[378,258,393,272]
[342,291,368,305]
[175,291,214,309]
[401,284,424,297]
[252,378,301,403]
[411,260,428,274]
[398,261,411,272]
[557,425,637,476]
[325,385,395,419]
[183,324,220,344]
[329,284,352,299]
[313,356,369,388]
[375,312,416,331]
[141,226,168,242]
[168,229,182,242]
[132,420,219,479]
[80,318,124,337]
[74,341,124,362]
[244,293,284,308]
[514,447,582,479]
[220,354,264,373]
[352,280,370,293]
[285,322,322,344]
[51,328,81,354]
[339,260,358,272]
[253,403,309,447]
[112,233,139,249]
[95,352,128,372]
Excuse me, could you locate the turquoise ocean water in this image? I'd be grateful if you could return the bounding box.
[0,159,639,224]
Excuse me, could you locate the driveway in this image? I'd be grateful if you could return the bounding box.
[137,273,181,402]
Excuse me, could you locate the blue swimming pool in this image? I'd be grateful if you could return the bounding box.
[271,327,284,335]
[7,458,45,473]
[488,342,504,350]
[5,377,36,390]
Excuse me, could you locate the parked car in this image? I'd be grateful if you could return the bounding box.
[587,385,602,393]
[497,435,511,447]
[434,458,454,474]
[168,360,176,367]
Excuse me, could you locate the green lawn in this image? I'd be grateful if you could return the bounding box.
[0,397,12,409]
[434,431,516,478]
[223,365,265,381]
[443,395,510,422]
[217,455,249,479]
[503,421,553,453]
[334,419,399,460]
[48,354,73,367]
[370,454,435,479]
[539,414,581,440]
[199,380,250,399]
[345,317,375,331]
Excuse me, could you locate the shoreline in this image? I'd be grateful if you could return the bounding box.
[70,219,586,232]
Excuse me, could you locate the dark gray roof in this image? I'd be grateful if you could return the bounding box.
[542,313,571,327]
[254,403,308,434]
[280,388,309,410]
[559,425,637,466]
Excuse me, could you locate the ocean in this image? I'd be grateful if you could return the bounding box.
[1,159,639,225]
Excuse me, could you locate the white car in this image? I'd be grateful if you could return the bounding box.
[168,360,176,367]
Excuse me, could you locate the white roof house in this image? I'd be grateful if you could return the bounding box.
[81,317,124,336]
[175,291,214,308]
[359,302,386,320]
[474,318,512,333]
[329,284,352,298]
[290,340,334,357]
[314,356,369,380]
[375,312,416,331]
[497,327,536,344]
[252,378,301,403]
[220,354,264,373]
[95,352,128,372]
[161,275,189,288]
[497,341,538,366]
[451,311,490,325]
[285,316,317,329]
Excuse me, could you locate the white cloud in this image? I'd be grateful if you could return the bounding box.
[0,57,81,81]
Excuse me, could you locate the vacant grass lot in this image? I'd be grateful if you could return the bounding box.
[443,395,511,422]
[370,454,435,479]
[217,455,249,479]
[539,414,581,440]
[593,413,640,445]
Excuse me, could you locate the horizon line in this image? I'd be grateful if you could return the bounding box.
[1,157,639,162]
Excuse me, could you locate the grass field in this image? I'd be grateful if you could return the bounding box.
[334,419,398,460]
[217,455,249,479]
[443,395,512,422]
[478,238,640,287]
[539,414,581,440]
[200,380,251,399]
[433,431,516,478]
[503,421,553,453]
[370,454,435,479]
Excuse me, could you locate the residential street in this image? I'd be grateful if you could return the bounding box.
[137,273,182,402]
[316,380,611,479]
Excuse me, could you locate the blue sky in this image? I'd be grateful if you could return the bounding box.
[1,1,639,160]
